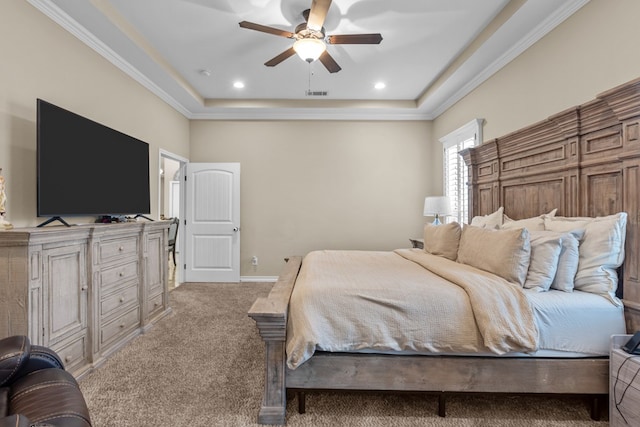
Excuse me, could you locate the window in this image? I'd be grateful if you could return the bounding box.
[439,119,484,224]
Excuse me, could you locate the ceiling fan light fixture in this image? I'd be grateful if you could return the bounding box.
[293,38,326,63]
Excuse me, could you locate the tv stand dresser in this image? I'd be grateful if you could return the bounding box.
[0,221,171,377]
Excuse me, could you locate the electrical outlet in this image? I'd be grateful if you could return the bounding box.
[251,256,258,266]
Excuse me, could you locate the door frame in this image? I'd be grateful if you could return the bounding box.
[158,149,188,285]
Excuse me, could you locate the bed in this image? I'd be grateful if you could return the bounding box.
[249,77,640,425]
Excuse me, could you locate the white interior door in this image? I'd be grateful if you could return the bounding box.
[184,163,240,282]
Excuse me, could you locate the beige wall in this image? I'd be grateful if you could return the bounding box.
[0,1,190,227]
[433,0,640,143]
[6,0,636,278]
[190,120,437,276]
[173,0,640,278]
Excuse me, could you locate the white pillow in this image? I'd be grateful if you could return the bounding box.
[470,207,504,229]
[457,225,531,286]
[523,230,563,292]
[549,229,584,292]
[502,209,558,231]
[522,229,584,292]
[423,222,461,261]
[544,213,627,304]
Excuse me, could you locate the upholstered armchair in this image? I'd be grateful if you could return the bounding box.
[0,335,92,427]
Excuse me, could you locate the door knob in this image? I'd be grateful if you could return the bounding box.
[233,227,239,232]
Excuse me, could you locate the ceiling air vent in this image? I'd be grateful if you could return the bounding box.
[305,90,328,96]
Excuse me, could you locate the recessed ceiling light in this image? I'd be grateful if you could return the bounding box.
[374,82,386,90]
[233,81,245,89]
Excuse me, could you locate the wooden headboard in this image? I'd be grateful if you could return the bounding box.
[461,77,640,333]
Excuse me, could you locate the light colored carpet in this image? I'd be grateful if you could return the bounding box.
[79,282,609,426]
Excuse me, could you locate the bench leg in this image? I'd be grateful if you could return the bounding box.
[438,393,446,417]
[590,395,603,421]
[297,391,306,414]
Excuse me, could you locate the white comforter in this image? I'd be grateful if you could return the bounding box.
[286,249,539,369]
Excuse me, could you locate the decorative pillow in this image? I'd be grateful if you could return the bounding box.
[470,207,504,229]
[423,222,462,261]
[501,209,558,231]
[523,230,563,292]
[457,225,531,286]
[544,213,627,304]
[518,229,583,292]
[549,229,584,292]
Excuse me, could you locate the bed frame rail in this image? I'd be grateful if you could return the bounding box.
[286,353,608,394]
[288,353,608,419]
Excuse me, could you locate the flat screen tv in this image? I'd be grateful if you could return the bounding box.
[37,99,151,226]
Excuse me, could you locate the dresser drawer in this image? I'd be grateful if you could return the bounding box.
[611,377,640,426]
[53,333,88,372]
[147,293,164,318]
[610,340,640,427]
[101,284,139,320]
[101,305,140,346]
[612,351,640,384]
[100,260,139,290]
[148,279,163,298]
[99,237,138,263]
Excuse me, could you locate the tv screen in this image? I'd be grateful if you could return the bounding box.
[37,99,150,220]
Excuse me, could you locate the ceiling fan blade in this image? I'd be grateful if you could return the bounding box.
[327,33,383,44]
[265,47,297,67]
[239,21,294,38]
[318,50,341,73]
[307,0,332,31]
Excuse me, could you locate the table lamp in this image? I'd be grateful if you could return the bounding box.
[423,196,451,225]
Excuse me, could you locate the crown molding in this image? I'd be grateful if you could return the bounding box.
[28,0,589,122]
[27,0,192,118]
[429,0,590,118]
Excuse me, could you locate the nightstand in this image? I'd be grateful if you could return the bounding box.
[409,238,424,249]
[610,334,640,426]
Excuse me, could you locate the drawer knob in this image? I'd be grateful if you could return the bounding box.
[119,323,125,329]
[81,285,88,291]
[65,355,71,362]
[154,302,159,307]
[119,246,124,251]
[119,272,124,277]
[119,296,125,303]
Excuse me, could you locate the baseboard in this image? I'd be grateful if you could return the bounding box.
[240,276,278,283]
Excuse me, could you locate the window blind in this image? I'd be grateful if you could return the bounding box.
[439,119,483,224]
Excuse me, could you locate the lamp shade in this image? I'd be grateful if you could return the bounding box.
[293,38,326,62]
[423,196,452,225]
[423,196,452,217]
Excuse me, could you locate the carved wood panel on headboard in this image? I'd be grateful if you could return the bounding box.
[461,77,640,333]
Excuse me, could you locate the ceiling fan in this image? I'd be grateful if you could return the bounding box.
[238,0,383,73]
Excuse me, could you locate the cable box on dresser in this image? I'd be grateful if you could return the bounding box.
[0,221,172,378]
